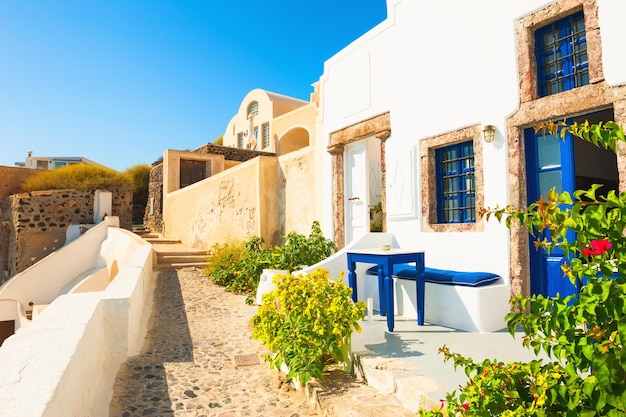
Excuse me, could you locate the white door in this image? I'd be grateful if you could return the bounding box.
[345,141,369,245]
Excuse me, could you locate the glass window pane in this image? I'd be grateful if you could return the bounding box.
[539,170,562,198]
[537,133,561,168]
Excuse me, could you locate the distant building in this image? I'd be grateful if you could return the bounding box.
[20,153,106,170]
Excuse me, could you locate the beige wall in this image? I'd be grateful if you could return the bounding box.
[278,147,321,236]
[163,149,226,194]
[163,149,321,250]
[164,156,280,249]
[272,103,317,155]
[0,166,39,202]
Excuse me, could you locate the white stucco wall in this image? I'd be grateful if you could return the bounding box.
[319,0,626,276]
[0,223,154,416]
[316,0,626,331]
[597,0,626,86]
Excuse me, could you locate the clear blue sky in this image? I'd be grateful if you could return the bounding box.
[0,1,386,171]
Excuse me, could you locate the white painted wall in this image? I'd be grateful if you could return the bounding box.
[321,0,626,273]
[317,0,626,331]
[0,220,108,310]
[597,0,626,86]
[0,221,154,416]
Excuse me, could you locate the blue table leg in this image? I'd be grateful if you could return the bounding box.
[377,264,386,316]
[384,260,394,332]
[415,253,425,326]
[347,257,357,303]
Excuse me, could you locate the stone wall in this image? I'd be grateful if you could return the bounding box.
[0,187,132,279]
[192,143,275,161]
[144,163,163,233]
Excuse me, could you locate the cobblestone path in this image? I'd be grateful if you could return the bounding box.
[109,268,319,417]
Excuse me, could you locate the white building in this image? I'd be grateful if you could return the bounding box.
[316,0,626,331]
[21,153,104,170]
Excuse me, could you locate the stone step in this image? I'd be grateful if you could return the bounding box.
[155,261,208,270]
[137,232,160,238]
[352,353,442,412]
[158,254,208,264]
[144,237,182,244]
[156,250,210,256]
[304,369,416,417]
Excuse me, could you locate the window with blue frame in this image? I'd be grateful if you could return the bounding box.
[535,11,588,97]
[435,141,475,223]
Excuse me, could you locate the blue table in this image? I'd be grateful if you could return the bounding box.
[346,249,425,332]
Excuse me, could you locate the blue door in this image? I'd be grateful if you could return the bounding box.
[524,124,577,298]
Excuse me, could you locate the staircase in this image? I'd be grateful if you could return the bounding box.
[132,225,210,270]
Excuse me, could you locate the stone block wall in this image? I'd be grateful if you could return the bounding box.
[144,163,163,233]
[193,143,275,161]
[0,187,132,279]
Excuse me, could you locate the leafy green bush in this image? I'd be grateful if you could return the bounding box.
[420,121,626,416]
[21,163,130,192]
[270,221,336,270]
[204,221,335,299]
[251,268,366,385]
[204,241,245,290]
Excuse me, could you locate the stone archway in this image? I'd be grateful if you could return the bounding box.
[327,112,391,249]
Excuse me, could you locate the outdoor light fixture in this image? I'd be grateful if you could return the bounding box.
[483,125,496,143]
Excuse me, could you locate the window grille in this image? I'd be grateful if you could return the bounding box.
[247,101,259,116]
[262,123,270,148]
[535,11,588,97]
[435,141,475,223]
[237,132,244,148]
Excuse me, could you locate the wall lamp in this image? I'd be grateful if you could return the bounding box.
[483,125,496,143]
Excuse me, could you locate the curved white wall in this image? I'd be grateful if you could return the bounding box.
[0,223,154,416]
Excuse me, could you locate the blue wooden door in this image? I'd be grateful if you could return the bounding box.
[524,124,577,298]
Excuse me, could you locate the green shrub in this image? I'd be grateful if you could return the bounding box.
[251,268,366,385]
[270,221,336,270]
[204,241,244,290]
[204,221,335,300]
[21,164,130,192]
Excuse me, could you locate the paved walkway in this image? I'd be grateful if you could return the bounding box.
[109,268,321,417]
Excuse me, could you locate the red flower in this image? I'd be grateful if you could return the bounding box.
[582,239,612,256]
[462,402,469,411]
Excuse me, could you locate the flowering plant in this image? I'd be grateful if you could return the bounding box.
[420,121,626,416]
[581,238,612,257]
[251,268,365,385]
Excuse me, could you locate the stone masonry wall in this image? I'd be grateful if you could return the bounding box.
[192,143,275,161]
[144,163,163,233]
[0,187,132,279]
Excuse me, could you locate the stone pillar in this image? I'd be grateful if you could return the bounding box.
[327,144,345,249]
[375,130,391,232]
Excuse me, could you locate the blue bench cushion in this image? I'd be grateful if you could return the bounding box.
[365,264,500,287]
